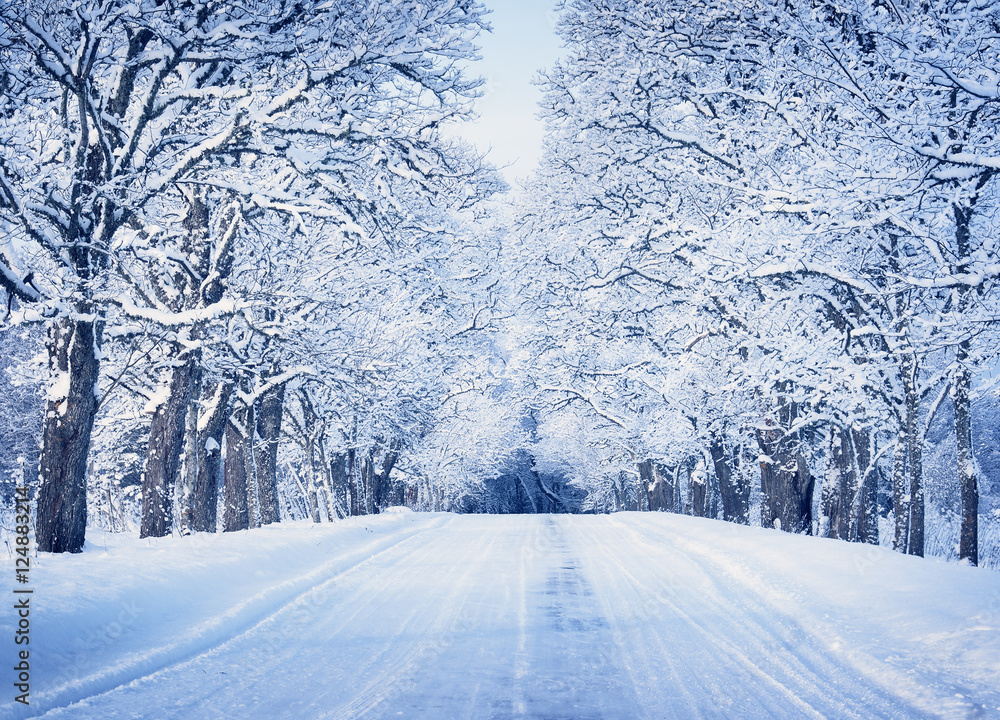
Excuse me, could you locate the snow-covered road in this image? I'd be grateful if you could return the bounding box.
[5,512,1000,719]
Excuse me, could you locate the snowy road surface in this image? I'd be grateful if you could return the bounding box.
[5,512,1000,719]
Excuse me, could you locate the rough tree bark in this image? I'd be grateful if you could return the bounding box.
[688,461,707,518]
[176,358,204,535]
[301,429,323,524]
[639,460,655,510]
[290,388,324,522]
[348,445,361,517]
[329,453,351,520]
[244,401,260,529]
[360,451,377,515]
[177,195,236,534]
[301,422,323,524]
[140,353,197,538]
[36,315,100,553]
[710,433,751,524]
[891,429,909,552]
[223,402,252,532]
[756,396,814,535]
[140,187,223,538]
[823,424,854,540]
[853,427,879,545]
[640,460,676,512]
[954,342,979,566]
[904,364,924,557]
[254,376,286,525]
[369,438,400,513]
[636,468,650,512]
[312,415,343,520]
[952,200,982,566]
[304,469,322,523]
[189,381,232,532]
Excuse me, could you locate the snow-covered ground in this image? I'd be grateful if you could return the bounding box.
[3,512,999,719]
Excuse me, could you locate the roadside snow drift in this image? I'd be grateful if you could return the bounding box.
[3,512,999,719]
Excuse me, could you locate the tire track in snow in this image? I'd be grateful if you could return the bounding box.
[317,516,506,719]
[512,514,536,717]
[22,514,977,720]
[596,517,834,718]
[28,515,452,719]
[44,515,517,720]
[618,515,972,719]
[332,515,620,720]
[568,514,934,719]
[306,515,641,720]
[560,515,702,719]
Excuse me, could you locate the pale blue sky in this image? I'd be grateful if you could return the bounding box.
[450,0,564,183]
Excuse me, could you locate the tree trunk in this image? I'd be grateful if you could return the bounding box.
[662,463,678,512]
[369,439,400,513]
[671,465,682,513]
[639,460,657,510]
[297,461,321,523]
[891,430,909,552]
[36,316,100,553]
[360,451,376,515]
[823,424,853,540]
[620,470,637,512]
[904,368,924,557]
[190,381,232,532]
[954,342,979,565]
[330,453,351,519]
[756,426,813,534]
[244,402,260,529]
[301,429,323,524]
[294,388,325,522]
[370,445,385,513]
[950,197,983,565]
[757,388,814,534]
[176,358,204,536]
[313,432,340,522]
[348,446,361,516]
[223,403,251,532]
[710,434,750,524]
[254,378,285,525]
[140,183,220,539]
[140,352,197,539]
[636,465,649,512]
[853,427,879,545]
[688,461,707,517]
[610,473,623,513]
[306,468,322,523]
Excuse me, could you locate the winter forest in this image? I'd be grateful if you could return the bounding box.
[2,0,1000,572]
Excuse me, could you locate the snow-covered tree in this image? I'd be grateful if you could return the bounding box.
[0,0,494,549]
[517,0,1000,564]
[515,0,817,529]
[745,0,1000,562]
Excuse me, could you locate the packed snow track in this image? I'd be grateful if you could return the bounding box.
[5,513,1000,719]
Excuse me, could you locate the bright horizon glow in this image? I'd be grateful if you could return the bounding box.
[447,0,564,185]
